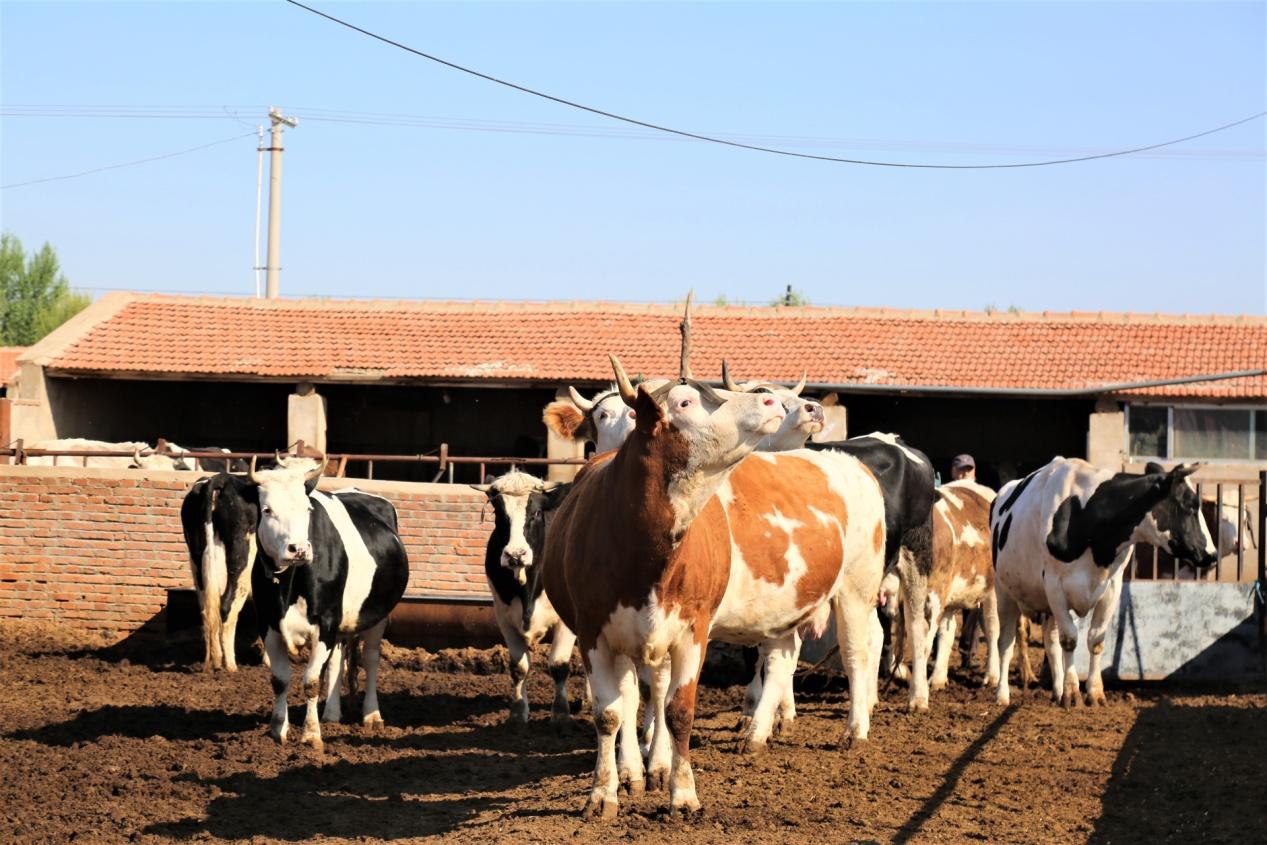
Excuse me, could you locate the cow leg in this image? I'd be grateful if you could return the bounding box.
[1044,588,1081,708]
[581,641,622,820]
[930,612,957,692]
[1018,617,1038,690]
[495,609,532,724]
[994,587,1021,706]
[980,589,1001,688]
[740,630,796,754]
[219,564,253,673]
[775,630,802,736]
[548,621,577,723]
[835,593,878,741]
[615,655,644,796]
[888,603,910,682]
[665,632,707,815]
[740,650,764,731]
[321,640,345,724]
[959,607,982,670]
[300,637,333,752]
[902,576,931,713]
[359,620,387,727]
[1041,614,1075,707]
[645,660,672,791]
[264,629,292,743]
[199,588,224,672]
[1084,575,1121,707]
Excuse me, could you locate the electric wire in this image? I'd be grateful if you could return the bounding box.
[282,0,1266,169]
[1,132,257,190]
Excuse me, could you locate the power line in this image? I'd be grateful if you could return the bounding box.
[283,0,1266,170]
[0,132,256,190]
[4,105,1262,161]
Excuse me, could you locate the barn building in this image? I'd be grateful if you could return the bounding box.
[5,292,1265,485]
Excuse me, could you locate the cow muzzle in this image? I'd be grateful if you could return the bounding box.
[501,549,532,584]
[284,541,313,562]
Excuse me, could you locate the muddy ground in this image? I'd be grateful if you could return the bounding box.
[1,621,1264,845]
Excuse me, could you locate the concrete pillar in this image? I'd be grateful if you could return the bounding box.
[546,387,586,482]
[1087,397,1125,472]
[287,381,327,454]
[9,362,58,444]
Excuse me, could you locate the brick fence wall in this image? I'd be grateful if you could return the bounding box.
[0,466,489,635]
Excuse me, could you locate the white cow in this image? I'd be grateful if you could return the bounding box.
[992,458,1217,708]
[24,438,184,469]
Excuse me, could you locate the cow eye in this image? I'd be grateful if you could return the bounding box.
[678,398,693,409]
[598,411,608,421]
[262,506,273,516]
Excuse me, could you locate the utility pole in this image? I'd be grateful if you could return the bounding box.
[264,107,297,299]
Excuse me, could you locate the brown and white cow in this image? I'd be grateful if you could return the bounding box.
[544,356,887,818]
[878,480,998,711]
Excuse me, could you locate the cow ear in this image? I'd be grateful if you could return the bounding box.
[1144,461,1165,475]
[304,476,320,496]
[543,401,588,441]
[634,385,667,434]
[820,392,839,408]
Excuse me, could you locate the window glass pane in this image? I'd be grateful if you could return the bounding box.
[1128,405,1168,457]
[1256,410,1267,460]
[1172,408,1251,460]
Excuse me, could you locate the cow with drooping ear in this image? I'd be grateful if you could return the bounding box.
[721,361,823,452]
[248,456,410,751]
[992,457,1217,708]
[473,471,577,724]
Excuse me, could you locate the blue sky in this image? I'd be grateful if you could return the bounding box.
[2,1,1264,314]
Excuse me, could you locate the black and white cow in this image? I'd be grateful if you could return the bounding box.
[473,471,575,723]
[992,457,1217,708]
[248,457,410,751]
[180,473,260,671]
[164,442,249,473]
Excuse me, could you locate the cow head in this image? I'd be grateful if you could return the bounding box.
[473,471,569,585]
[129,446,189,471]
[611,355,785,476]
[720,361,824,451]
[248,455,324,568]
[1140,462,1218,569]
[543,385,639,455]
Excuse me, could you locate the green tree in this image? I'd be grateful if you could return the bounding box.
[770,285,810,307]
[0,233,91,345]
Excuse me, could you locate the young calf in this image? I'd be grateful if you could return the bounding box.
[474,471,575,723]
[249,458,410,750]
[880,480,998,711]
[992,458,1216,707]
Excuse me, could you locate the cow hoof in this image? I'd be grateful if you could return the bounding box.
[983,674,999,688]
[907,699,929,714]
[735,715,752,734]
[841,732,868,751]
[737,733,767,755]
[929,679,947,692]
[1087,691,1107,707]
[1059,689,1080,709]
[268,719,288,744]
[621,774,645,796]
[301,732,324,753]
[773,718,794,739]
[362,711,384,729]
[646,768,669,792]
[581,796,619,821]
[552,700,571,722]
[669,797,702,817]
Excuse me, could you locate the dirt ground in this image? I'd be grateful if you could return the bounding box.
[1,621,1264,845]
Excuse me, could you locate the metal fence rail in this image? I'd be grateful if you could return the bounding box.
[1129,475,1262,584]
[0,439,588,484]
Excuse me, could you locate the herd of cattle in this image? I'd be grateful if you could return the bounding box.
[161,340,1230,819]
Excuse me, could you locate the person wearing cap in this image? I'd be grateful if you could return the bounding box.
[950,454,976,481]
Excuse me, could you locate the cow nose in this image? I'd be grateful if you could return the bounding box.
[504,550,527,566]
[806,403,824,422]
[762,397,777,407]
[287,542,311,559]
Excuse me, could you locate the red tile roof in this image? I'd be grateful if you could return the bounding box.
[37,294,1267,399]
[0,347,25,388]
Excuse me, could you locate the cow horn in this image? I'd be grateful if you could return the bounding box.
[248,455,263,485]
[274,450,288,468]
[567,386,595,412]
[132,447,145,465]
[679,290,694,381]
[303,458,324,483]
[540,481,560,492]
[468,483,491,494]
[610,354,638,408]
[721,360,745,392]
[790,371,807,396]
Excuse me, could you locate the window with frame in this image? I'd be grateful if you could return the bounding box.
[1126,404,1265,461]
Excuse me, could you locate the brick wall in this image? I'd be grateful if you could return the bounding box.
[0,466,489,635]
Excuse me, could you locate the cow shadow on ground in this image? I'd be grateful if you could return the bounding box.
[6,704,261,746]
[1089,699,1267,844]
[144,745,592,841]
